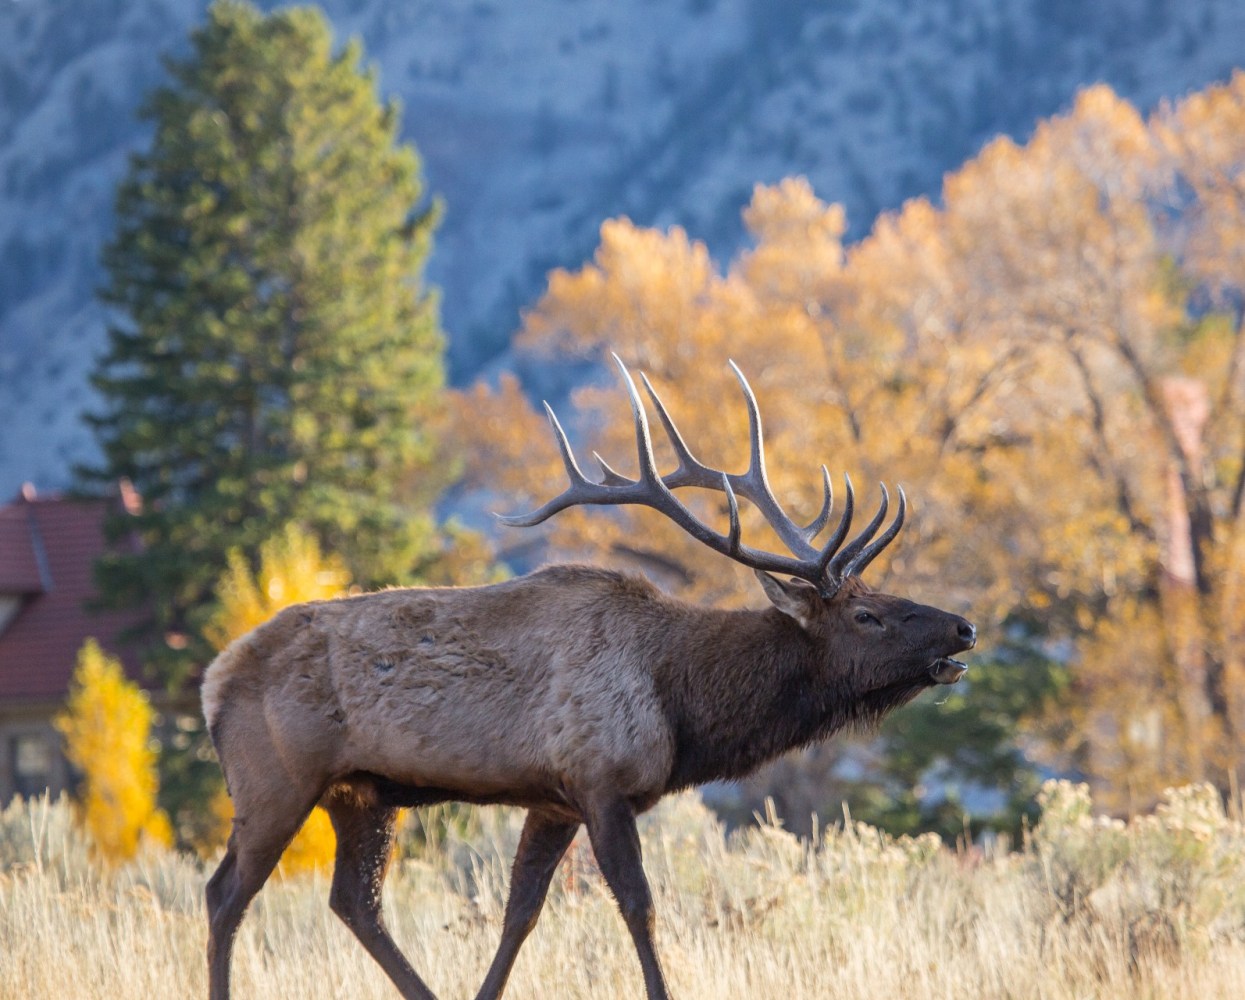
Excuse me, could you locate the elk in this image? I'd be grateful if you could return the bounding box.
[202,356,977,1000]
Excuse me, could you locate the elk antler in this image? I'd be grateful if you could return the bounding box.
[498,355,905,596]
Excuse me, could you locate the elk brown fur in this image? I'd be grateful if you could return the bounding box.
[203,359,977,1000]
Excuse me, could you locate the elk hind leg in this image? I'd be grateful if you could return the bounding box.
[473,810,579,1000]
[206,783,319,1000]
[325,794,438,1000]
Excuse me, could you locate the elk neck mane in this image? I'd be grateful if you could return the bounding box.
[564,567,924,793]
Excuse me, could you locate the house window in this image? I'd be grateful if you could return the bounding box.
[12,734,52,799]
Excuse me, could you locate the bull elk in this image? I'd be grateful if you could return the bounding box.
[202,356,977,1000]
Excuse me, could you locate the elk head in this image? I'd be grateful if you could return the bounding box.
[754,572,976,721]
[500,354,977,705]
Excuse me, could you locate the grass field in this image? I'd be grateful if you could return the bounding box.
[2,782,1245,999]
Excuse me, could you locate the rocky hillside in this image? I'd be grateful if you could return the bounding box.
[1,0,1242,495]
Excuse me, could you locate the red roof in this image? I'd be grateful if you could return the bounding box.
[0,490,148,703]
[0,499,47,593]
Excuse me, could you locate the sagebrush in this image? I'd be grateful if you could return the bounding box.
[2,781,1244,999]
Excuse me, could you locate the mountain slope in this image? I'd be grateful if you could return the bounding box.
[0,0,1241,496]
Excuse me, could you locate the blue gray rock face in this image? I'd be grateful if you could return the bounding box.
[1,0,1242,496]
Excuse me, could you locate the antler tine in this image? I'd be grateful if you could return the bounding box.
[813,473,855,582]
[727,359,771,485]
[641,363,821,557]
[804,465,834,540]
[638,366,757,551]
[826,483,891,579]
[722,473,742,555]
[545,401,590,484]
[840,485,906,579]
[611,354,742,551]
[724,360,825,557]
[499,357,732,544]
[495,402,594,527]
[611,353,662,486]
[593,452,633,487]
[638,371,713,486]
[498,355,912,592]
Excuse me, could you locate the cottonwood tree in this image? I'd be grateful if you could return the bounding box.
[457,78,1245,826]
[929,84,1245,804]
[452,190,1043,837]
[1140,74,1245,795]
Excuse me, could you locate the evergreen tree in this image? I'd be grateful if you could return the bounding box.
[80,1,447,681]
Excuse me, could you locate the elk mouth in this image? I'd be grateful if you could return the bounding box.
[928,657,968,684]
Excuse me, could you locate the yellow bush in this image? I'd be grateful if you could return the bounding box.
[54,640,173,863]
[276,806,338,878]
[205,788,337,878]
[204,522,351,650]
[204,524,352,874]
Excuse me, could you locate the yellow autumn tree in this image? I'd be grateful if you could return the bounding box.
[509,213,839,606]
[202,524,349,873]
[204,522,352,648]
[458,78,1245,818]
[1140,72,1245,796]
[55,640,173,863]
[935,82,1245,803]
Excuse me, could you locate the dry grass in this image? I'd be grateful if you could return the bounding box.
[3,783,1245,999]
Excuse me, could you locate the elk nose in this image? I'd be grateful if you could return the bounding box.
[957,619,977,648]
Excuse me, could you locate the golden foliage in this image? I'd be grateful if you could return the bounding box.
[203,523,351,650]
[274,804,338,878]
[1154,70,1245,296]
[192,786,236,860]
[54,640,173,863]
[455,78,1245,807]
[204,524,352,875]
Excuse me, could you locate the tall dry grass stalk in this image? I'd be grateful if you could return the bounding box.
[3,783,1245,999]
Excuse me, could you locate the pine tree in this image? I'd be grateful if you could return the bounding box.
[80,1,446,681]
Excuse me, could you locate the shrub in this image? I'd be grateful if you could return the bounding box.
[54,640,173,862]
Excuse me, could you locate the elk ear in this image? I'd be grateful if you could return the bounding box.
[755,570,822,630]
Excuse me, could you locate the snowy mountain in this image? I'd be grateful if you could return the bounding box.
[1,0,1242,497]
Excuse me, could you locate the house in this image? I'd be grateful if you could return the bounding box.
[0,484,155,801]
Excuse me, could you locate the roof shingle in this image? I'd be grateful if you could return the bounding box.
[0,502,47,594]
[0,492,149,703]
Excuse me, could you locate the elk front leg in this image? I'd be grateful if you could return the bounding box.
[584,798,671,1000]
[474,810,579,1000]
[325,798,438,1000]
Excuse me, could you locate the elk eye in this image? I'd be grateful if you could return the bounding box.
[855,611,880,626]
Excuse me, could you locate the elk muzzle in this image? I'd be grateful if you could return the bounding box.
[929,616,976,684]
